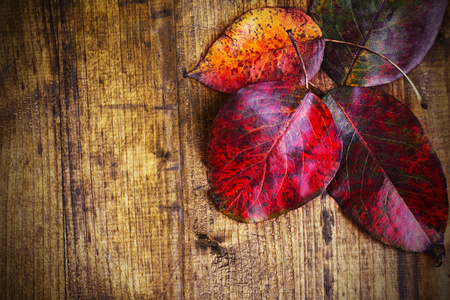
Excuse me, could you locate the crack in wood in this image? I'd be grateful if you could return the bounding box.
[102,104,148,110]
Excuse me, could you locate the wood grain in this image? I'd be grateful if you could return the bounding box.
[0,0,449,299]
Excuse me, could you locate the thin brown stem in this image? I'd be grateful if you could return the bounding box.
[324,38,424,108]
[307,81,326,95]
[286,29,308,89]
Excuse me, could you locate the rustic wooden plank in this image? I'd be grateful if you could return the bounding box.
[51,0,184,298]
[0,3,20,298]
[0,79,8,298]
[0,0,183,298]
[0,0,65,298]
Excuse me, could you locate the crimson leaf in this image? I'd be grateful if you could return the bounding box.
[309,0,447,87]
[323,86,448,258]
[207,81,342,222]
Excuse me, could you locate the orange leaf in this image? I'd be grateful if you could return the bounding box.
[188,8,324,93]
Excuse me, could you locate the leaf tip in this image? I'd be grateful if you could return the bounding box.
[185,68,201,80]
[427,243,445,262]
[434,258,443,267]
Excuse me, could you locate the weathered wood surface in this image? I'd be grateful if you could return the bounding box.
[0,0,449,298]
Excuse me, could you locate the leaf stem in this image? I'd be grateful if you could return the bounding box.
[286,29,308,89]
[307,81,326,95]
[324,38,424,108]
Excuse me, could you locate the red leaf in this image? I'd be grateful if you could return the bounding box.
[207,81,342,222]
[309,0,447,86]
[188,8,324,93]
[323,87,448,258]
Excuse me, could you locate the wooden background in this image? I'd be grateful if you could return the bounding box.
[0,0,449,299]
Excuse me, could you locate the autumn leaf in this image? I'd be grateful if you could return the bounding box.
[309,0,447,86]
[207,81,342,222]
[323,87,448,258]
[188,8,325,93]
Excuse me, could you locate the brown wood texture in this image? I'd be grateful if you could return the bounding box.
[0,0,449,299]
